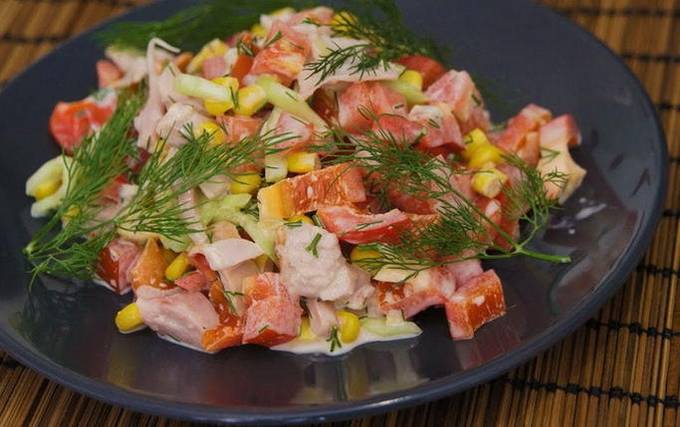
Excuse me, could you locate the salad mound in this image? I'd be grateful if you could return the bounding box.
[24,1,586,355]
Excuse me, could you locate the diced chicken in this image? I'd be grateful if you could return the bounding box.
[155,103,209,147]
[219,260,260,295]
[96,239,140,294]
[306,299,338,337]
[134,38,179,149]
[346,266,374,310]
[497,104,553,166]
[242,273,302,346]
[537,114,586,203]
[338,82,407,133]
[408,103,463,149]
[441,259,483,285]
[137,290,220,350]
[445,270,506,340]
[193,239,264,271]
[276,223,361,301]
[316,205,413,244]
[177,189,209,245]
[104,46,149,89]
[202,55,227,79]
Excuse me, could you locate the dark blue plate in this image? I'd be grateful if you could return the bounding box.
[0,0,667,424]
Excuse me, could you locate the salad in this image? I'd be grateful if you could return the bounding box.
[24,0,586,355]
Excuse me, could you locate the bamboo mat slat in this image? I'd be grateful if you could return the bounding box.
[0,0,677,425]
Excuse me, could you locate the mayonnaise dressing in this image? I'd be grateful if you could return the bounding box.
[272,328,421,356]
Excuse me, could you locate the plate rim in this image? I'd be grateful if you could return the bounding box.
[0,0,668,424]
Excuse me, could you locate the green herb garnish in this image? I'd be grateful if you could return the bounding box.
[305,233,322,257]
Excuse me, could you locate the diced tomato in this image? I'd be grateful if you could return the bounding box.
[371,114,424,145]
[96,239,140,294]
[280,163,367,215]
[175,270,209,292]
[317,205,412,244]
[249,23,310,86]
[189,253,219,283]
[474,197,502,243]
[49,91,117,153]
[242,273,302,347]
[445,270,506,340]
[425,70,475,122]
[375,281,445,319]
[201,281,245,352]
[96,59,122,88]
[202,55,228,80]
[387,187,437,215]
[496,104,553,166]
[129,239,170,290]
[217,115,263,143]
[396,55,446,89]
[338,82,407,133]
[230,54,254,84]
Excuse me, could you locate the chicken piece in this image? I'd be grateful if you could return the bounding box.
[155,103,210,147]
[306,299,338,337]
[136,290,220,350]
[192,239,264,271]
[276,223,360,301]
[444,270,506,340]
[96,239,140,294]
[537,114,586,203]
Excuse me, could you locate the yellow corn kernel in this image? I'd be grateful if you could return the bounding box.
[33,179,62,201]
[399,70,423,91]
[287,152,320,174]
[196,121,226,147]
[337,310,361,343]
[331,11,358,31]
[462,128,491,160]
[299,317,316,340]
[471,167,509,199]
[350,246,381,263]
[250,23,267,38]
[165,252,190,281]
[230,173,262,194]
[287,214,314,225]
[187,39,228,73]
[115,303,145,333]
[204,77,240,116]
[468,144,504,169]
[234,85,267,117]
[258,182,292,220]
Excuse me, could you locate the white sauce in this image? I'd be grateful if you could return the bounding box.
[574,203,607,221]
[272,328,421,356]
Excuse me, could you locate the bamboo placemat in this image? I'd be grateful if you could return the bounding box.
[0,0,678,425]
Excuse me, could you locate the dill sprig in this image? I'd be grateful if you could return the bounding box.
[327,326,342,352]
[25,93,143,280]
[319,124,571,271]
[305,0,443,83]
[97,0,312,51]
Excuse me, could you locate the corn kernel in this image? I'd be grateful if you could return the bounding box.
[33,179,62,201]
[165,252,190,281]
[287,214,314,225]
[230,172,262,194]
[462,128,491,160]
[468,144,504,169]
[234,85,268,117]
[196,121,227,147]
[250,23,267,38]
[203,77,239,116]
[299,317,316,340]
[337,310,361,343]
[257,182,291,220]
[471,167,509,198]
[287,152,320,174]
[331,11,358,32]
[115,303,145,333]
[399,70,423,91]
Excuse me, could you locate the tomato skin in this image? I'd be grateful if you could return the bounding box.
[396,55,447,89]
[230,54,254,84]
[49,92,116,153]
[311,88,338,124]
[96,239,140,294]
